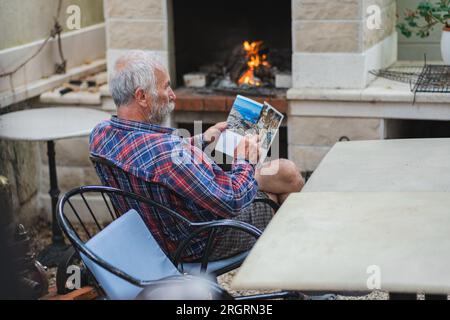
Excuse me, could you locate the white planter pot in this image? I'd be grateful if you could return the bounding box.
[442,27,450,65]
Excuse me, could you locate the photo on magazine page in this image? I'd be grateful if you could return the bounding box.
[215,95,283,164]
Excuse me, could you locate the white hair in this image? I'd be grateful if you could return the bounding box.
[109,50,165,107]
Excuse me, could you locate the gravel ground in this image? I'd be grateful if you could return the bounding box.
[28,217,58,288]
[217,270,390,300]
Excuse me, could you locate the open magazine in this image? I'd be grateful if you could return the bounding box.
[215,95,284,165]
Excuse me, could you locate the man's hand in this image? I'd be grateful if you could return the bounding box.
[234,134,260,164]
[203,121,228,144]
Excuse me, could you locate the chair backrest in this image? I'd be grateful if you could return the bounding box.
[57,186,196,298]
[81,209,180,300]
[89,154,203,259]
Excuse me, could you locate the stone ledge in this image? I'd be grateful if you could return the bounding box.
[288,99,450,121]
[0,59,106,109]
[289,57,449,103]
[288,73,450,104]
[40,90,102,105]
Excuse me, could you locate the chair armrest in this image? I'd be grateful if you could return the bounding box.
[252,196,280,211]
[173,219,263,273]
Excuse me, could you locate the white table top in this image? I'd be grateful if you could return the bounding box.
[303,138,450,192]
[233,192,450,294]
[0,107,110,141]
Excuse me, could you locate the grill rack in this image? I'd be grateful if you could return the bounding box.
[371,61,450,104]
[412,64,450,94]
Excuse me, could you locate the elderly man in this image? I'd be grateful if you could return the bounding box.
[90,50,303,261]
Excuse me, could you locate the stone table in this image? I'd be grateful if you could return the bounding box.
[234,138,450,299]
[303,138,450,192]
[233,192,450,297]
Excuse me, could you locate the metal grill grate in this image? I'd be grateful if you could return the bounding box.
[412,65,450,94]
[369,66,424,84]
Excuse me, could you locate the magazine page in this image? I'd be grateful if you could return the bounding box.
[215,95,283,164]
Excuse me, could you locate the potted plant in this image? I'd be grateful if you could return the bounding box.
[397,0,450,64]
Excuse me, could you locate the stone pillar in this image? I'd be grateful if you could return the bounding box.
[104,0,175,80]
[292,0,397,89]
[104,0,175,125]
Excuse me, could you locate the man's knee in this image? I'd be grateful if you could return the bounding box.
[278,159,304,192]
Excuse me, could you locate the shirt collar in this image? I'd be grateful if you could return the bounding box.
[110,115,175,134]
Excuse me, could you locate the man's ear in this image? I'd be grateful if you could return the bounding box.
[134,88,148,107]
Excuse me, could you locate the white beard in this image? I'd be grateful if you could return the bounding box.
[150,101,175,124]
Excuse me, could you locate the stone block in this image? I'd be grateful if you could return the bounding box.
[16,195,40,226]
[289,145,331,172]
[13,141,39,204]
[183,73,207,88]
[275,72,292,88]
[105,0,164,19]
[0,140,39,205]
[293,21,360,53]
[293,0,360,20]
[107,19,166,51]
[292,52,366,89]
[288,116,382,146]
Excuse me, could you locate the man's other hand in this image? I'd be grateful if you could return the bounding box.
[203,121,228,144]
[235,134,260,164]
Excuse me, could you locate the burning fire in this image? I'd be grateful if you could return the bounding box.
[238,40,270,86]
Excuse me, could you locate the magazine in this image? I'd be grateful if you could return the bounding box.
[215,95,284,164]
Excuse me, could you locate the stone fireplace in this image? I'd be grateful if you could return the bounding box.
[172,0,291,87]
[105,0,397,89]
[103,1,450,174]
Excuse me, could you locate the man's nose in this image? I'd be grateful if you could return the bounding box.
[169,87,176,101]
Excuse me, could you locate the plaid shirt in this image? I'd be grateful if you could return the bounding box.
[89,116,258,260]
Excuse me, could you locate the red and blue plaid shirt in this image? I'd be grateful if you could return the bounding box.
[89,116,258,260]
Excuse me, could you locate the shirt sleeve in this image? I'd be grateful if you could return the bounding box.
[186,134,208,150]
[156,138,258,218]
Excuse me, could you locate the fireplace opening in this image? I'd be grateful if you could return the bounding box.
[172,0,292,96]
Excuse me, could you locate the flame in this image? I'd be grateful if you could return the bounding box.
[238,40,270,86]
